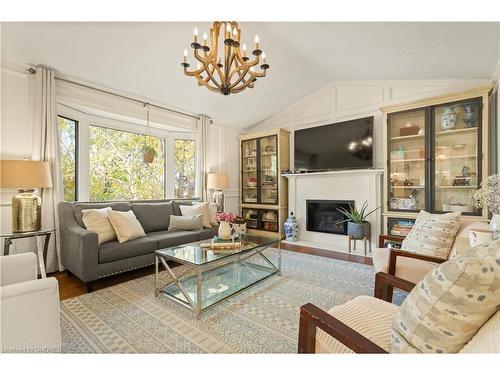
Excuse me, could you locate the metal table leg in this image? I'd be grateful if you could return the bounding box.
[154,255,159,297]
[196,269,202,320]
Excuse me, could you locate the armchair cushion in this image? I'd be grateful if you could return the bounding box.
[372,247,437,284]
[459,311,500,353]
[0,253,37,287]
[401,210,461,260]
[316,296,398,353]
[392,239,500,353]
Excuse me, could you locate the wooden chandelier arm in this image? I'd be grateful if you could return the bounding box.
[298,303,388,354]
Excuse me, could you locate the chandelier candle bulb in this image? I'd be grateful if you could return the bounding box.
[254,35,260,48]
[193,27,198,41]
[183,49,187,63]
[203,32,208,45]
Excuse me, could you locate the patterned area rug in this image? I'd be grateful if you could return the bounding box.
[60,249,404,353]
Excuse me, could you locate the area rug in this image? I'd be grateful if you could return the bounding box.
[60,249,404,353]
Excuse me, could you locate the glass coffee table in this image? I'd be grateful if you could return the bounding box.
[154,235,281,319]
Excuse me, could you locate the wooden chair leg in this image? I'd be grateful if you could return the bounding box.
[298,307,317,353]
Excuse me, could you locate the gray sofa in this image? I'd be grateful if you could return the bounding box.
[58,199,217,292]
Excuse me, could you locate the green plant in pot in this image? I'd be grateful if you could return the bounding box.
[337,201,380,239]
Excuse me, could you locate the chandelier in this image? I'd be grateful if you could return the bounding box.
[181,21,269,95]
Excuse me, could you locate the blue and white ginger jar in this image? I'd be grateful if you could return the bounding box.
[284,211,298,241]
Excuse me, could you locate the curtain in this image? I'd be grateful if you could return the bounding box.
[31,67,64,272]
[197,115,211,202]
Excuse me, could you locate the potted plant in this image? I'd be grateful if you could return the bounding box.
[142,144,157,164]
[337,201,380,239]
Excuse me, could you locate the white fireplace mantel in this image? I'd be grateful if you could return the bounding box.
[283,169,384,256]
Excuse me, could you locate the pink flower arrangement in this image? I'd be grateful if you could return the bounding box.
[216,211,235,222]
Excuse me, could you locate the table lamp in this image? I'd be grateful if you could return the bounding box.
[206,173,228,212]
[0,160,52,232]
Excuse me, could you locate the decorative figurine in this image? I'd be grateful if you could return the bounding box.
[284,210,298,241]
[440,106,457,130]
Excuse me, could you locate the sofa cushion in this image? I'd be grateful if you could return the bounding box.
[172,200,193,216]
[401,210,461,260]
[131,202,174,232]
[180,202,211,228]
[193,227,218,241]
[98,236,158,264]
[148,230,199,249]
[73,202,131,227]
[372,247,438,284]
[391,239,500,353]
[168,215,203,231]
[449,221,491,259]
[316,296,399,353]
[81,207,117,245]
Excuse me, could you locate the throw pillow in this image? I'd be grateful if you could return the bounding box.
[391,239,500,353]
[107,210,146,243]
[168,214,203,231]
[401,210,461,259]
[208,203,218,226]
[81,207,116,245]
[180,202,211,228]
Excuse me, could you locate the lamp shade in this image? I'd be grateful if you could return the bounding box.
[0,160,52,189]
[206,173,228,190]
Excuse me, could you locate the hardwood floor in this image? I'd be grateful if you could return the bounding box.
[51,242,373,301]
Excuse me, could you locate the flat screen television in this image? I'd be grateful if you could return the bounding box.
[294,116,373,171]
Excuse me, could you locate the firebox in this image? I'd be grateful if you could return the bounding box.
[306,200,354,235]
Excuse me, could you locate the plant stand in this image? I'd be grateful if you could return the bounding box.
[348,236,371,256]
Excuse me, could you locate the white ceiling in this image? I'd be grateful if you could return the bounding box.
[2,22,499,129]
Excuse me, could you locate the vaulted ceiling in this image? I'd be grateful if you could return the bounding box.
[2,22,499,129]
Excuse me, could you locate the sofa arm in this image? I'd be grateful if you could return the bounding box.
[1,277,61,352]
[0,253,38,287]
[58,201,99,282]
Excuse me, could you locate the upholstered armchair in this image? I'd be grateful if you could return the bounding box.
[298,272,500,354]
[372,221,490,302]
[0,253,61,352]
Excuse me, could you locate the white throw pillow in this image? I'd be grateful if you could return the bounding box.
[81,207,116,245]
[180,202,211,228]
[401,210,461,260]
[208,203,218,226]
[107,210,146,243]
[168,214,204,231]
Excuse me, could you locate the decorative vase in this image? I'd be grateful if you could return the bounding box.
[284,211,298,241]
[440,106,457,130]
[347,221,371,240]
[218,221,233,240]
[463,105,475,128]
[232,222,247,235]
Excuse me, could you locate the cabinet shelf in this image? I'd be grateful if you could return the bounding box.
[382,87,490,230]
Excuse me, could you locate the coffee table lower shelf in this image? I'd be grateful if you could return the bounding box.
[157,260,279,318]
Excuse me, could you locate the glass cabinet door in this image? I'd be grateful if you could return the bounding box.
[432,98,482,215]
[387,109,427,212]
[241,139,258,203]
[259,135,278,205]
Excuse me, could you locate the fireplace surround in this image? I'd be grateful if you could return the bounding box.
[306,200,354,235]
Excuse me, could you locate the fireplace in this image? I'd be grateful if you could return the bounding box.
[306,200,354,235]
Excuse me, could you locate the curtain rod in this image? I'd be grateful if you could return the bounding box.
[52,75,201,121]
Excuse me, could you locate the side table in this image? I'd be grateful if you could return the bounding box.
[1,228,55,278]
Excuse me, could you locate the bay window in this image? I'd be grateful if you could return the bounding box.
[57,107,198,201]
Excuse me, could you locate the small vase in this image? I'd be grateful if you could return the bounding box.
[218,221,233,240]
[463,105,475,128]
[284,211,298,241]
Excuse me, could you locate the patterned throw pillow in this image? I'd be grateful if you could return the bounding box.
[391,239,500,353]
[401,210,461,259]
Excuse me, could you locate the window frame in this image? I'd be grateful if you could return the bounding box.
[173,138,197,199]
[57,115,79,201]
[57,104,199,201]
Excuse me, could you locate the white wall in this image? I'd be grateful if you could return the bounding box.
[248,79,491,169]
[1,66,35,253]
[205,124,240,214]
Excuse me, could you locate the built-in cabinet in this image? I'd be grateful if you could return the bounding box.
[381,86,493,236]
[240,129,290,238]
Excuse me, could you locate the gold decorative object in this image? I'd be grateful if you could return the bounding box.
[0,160,52,232]
[181,22,269,95]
